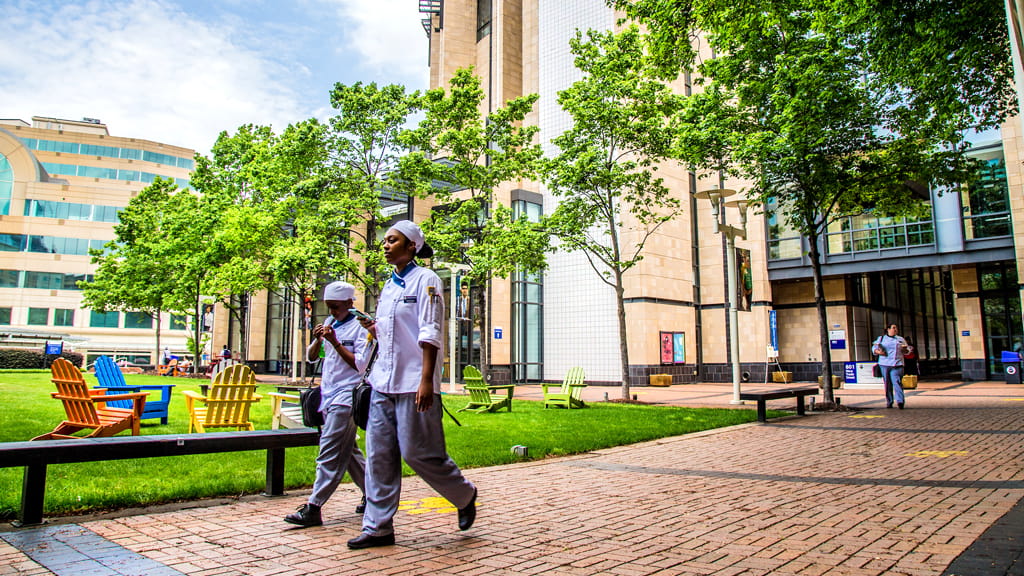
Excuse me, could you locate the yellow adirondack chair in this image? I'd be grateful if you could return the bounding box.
[182,364,262,433]
[543,367,587,409]
[32,358,148,440]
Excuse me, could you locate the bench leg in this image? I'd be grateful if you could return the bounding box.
[265,448,285,496]
[17,463,47,527]
[756,400,767,423]
[796,395,807,416]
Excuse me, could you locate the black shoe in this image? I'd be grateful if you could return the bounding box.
[898,402,904,409]
[347,532,395,549]
[458,488,477,531]
[355,495,366,514]
[886,403,893,408]
[284,503,322,527]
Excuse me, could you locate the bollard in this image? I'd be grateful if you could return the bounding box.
[632,394,637,401]
[511,445,528,457]
[603,392,609,401]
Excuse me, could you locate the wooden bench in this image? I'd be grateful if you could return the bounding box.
[0,429,319,526]
[739,387,819,423]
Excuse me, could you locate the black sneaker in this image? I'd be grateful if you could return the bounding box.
[458,488,477,531]
[355,495,366,514]
[284,503,322,527]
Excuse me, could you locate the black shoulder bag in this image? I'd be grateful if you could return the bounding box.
[352,340,378,430]
[300,386,324,429]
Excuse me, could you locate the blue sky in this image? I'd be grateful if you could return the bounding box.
[0,0,428,154]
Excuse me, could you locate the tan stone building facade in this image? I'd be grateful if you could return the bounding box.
[419,1,1023,386]
[0,116,196,365]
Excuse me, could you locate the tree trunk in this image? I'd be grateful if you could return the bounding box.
[615,270,631,400]
[476,280,489,382]
[154,308,162,370]
[807,231,835,404]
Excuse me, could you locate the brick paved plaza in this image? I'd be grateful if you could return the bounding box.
[2,380,1022,575]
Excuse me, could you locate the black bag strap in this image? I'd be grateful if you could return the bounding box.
[440,397,461,426]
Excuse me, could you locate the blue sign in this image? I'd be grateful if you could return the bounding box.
[844,362,857,383]
[769,310,778,351]
[45,342,63,355]
[961,330,970,336]
[493,328,503,340]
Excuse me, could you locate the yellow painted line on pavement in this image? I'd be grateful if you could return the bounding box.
[905,450,968,458]
[398,496,477,515]
[1003,398,1024,402]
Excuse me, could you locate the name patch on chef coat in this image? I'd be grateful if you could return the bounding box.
[340,340,354,347]
[402,295,418,303]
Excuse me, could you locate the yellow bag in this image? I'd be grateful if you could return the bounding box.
[901,375,918,389]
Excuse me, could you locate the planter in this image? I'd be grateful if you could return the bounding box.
[649,374,672,387]
[772,371,793,383]
[818,375,843,389]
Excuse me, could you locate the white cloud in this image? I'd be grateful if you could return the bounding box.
[322,0,429,88]
[0,0,312,153]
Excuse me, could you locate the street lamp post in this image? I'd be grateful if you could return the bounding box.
[694,187,750,404]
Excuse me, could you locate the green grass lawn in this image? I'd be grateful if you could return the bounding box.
[0,369,783,519]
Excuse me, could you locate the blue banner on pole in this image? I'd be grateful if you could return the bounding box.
[45,342,63,355]
[769,310,778,351]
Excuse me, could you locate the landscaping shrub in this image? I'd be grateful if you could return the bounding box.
[0,348,83,369]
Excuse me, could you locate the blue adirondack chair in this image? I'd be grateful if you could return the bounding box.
[93,355,175,424]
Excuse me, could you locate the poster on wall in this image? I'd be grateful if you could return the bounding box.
[660,332,674,365]
[736,247,752,311]
[672,332,686,364]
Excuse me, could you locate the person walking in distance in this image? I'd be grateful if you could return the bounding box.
[873,323,910,409]
[284,281,368,527]
[347,220,477,549]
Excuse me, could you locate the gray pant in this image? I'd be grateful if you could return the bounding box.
[361,391,475,536]
[309,403,366,508]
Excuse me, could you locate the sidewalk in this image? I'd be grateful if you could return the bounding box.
[2,380,1022,575]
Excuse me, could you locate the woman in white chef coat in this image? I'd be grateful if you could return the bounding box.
[347,220,477,550]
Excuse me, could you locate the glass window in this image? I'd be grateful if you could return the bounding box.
[962,152,1011,240]
[37,139,79,154]
[120,148,141,160]
[41,162,77,176]
[0,307,10,325]
[90,310,120,328]
[0,154,13,217]
[118,169,140,182]
[170,315,188,330]
[0,270,18,287]
[27,307,49,325]
[77,165,118,179]
[53,308,74,326]
[477,0,492,41]
[124,311,153,329]
[177,157,195,170]
[80,144,120,158]
[0,234,25,252]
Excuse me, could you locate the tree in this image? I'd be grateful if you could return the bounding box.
[543,28,683,400]
[400,68,547,379]
[611,0,1016,405]
[81,178,180,363]
[323,81,424,298]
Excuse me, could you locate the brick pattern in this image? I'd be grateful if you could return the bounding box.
[0,382,1008,576]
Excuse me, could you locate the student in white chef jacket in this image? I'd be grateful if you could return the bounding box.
[284,281,368,527]
[347,220,477,550]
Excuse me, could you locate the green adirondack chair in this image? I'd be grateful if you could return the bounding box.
[459,382,513,413]
[543,366,587,408]
[458,365,512,413]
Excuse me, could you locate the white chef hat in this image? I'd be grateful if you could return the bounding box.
[388,220,434,258]
[323,281,355,302]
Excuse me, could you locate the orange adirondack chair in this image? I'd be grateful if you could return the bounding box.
[32,358,148,440]
[182,364,262,433]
